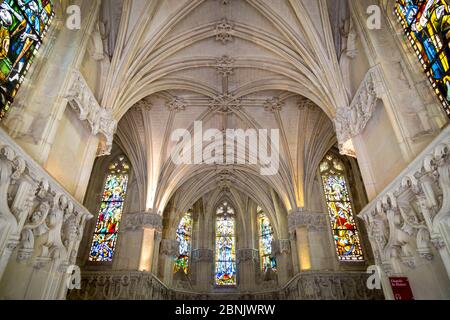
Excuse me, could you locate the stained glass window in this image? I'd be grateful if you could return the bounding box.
[320,154,364,261]
[215,202,237,286]
[174,210,193,274]
[395,0,450,117]
[88,156,130,262]
[257,207,277,272]
[0,0,54,119]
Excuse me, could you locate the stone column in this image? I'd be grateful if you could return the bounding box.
[159,239,179,286]
[272,239,292,285]
[288,209,333,271]
[192,249,214,291]
[237,248,259,291]
[114,212,162,272]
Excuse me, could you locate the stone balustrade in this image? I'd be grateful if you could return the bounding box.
[358,124,450,299]
[0,127,93,299]
[67,270,383,300]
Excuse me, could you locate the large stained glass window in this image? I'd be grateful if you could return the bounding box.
[174,211,193,274]
[0,0,54,119]
[395,0,450,116]
[215,202,237,286]
[257,207,277,272]
[320,154,364,262]
[89,156,130,262]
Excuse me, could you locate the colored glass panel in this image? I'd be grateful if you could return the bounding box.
[89,234,117,262]
[320,154,364,262]
[89,157,129,262]
[395,0,450,116]
[257,210,277,272]
[215,202,236,286]
[174,212,193,274]
[0,0,54,119]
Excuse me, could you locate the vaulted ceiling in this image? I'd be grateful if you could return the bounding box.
[97,0,354,218]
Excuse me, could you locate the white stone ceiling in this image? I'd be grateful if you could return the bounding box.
[99,0,350,216]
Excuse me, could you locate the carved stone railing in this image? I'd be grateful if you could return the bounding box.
[67,270,384,300]
[0,127,93,299]
[358,125,450,297]
[65,70,117,156]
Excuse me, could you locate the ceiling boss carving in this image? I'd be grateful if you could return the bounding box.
[215,19,234,45]
[264,97,284,113]
[209,94,242,114]
[167,97,187,113]
[215,56,235,77]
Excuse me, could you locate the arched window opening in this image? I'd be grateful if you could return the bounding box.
[320,153,364,262]
[88,156,130,262]
[0,0,54,119]
[257,207,277,272]
[174,210,193,274]
[395,0,450,117]
[215,202,237,286]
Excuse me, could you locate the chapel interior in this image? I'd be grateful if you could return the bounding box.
[0,0,450,300]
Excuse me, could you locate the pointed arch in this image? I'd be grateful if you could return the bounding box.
[319,153,364,261]
[214,201,237,286]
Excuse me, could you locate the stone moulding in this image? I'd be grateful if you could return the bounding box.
[64,70,117,156]
[335,65,384,157]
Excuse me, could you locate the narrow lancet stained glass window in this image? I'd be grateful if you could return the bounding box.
[320,154,364,261]
[0,0,54,119]
[395,0,450,116]
[257,207,277,272]
[174,211,193,274]
[215,202,236,286]
[89,156,130,262]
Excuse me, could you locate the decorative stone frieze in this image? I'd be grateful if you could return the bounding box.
[64,71,117,156]
[288,210,328,232]
[237,248,259,264]
[334,66,384,157]
[68,270,384,300]
[121,212,163,231]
